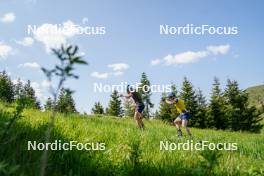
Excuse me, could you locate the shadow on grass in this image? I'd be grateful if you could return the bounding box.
[0,110,222,176]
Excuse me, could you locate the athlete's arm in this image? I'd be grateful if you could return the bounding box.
[165,98,174,105]
[120,93,132,99]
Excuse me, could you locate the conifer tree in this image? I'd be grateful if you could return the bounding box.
[0,71,15,103]
[196,88,208,128]
[179,77,199,127]
[56,88,77,113]
[44,97,55,111]
[91,102,104,114]
[224,79,263,132]
[108,90,123,117]
[207,77,226,129]
[21,80,41,109]
[138,72,153,118]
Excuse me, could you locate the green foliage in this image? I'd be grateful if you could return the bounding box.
[56,88,77,114]
[19,80,41,110]
[158,77,263,132]
[40,44,87,176]
[44,97,55,111]
[138,72,153,118]
[123,98,135,117]
[0,71,15,103]
[196,88,208,128]
[107,90,123,117]
[207,77,226,129]
[0,103,263,175]
[180,77,199,127]
[158,84,179,122]
[91,102,104,114]
[224,79,263,132]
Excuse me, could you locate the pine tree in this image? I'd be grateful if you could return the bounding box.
[91,102,104,114]
[179,77,199,127]
[138,72,153,118]
[123,98,135,117]
[196,88,208,128]
[14,78,23,99]
[56,88,77,113]
[224,79,263,132]
[107,90,123,117]
[21,80,41,109]
[0,71,15,103]
[44,97,55,111]
[207,77,226,129]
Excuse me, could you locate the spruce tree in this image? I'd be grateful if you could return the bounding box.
[0,70,15,103]
[44,97,55,111]
[138,72,153,118]
[21,80,41,109]
[196,88,208,128]
[224,79,263,132]
[91,102,104,114]
[14,78,23,99]
[56,88,77,113]
[179,77,199,127]
[207,77,226,129]
[108,90,123,117]
[123,98,135,117]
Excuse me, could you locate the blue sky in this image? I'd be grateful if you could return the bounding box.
[0,0,263,113]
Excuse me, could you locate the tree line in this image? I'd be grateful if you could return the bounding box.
[0,70,76,114]
[92,73,263,132]
[1,70,262,132]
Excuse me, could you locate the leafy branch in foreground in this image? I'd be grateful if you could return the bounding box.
[40,45,87,176]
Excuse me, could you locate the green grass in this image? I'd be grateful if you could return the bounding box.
[0,104,264,175]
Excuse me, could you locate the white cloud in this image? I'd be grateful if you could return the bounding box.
[113,71,124,76]
[33,20,79,52]
[164,51,208,65]
[206,44,230,55]
[107,63,129,71]
[90,71,109,79]
[12,78,26,85]
[151,59,162,66]
[152,44,230,66]
[0,43,12,59]
[41,80,52,89]
[31,81,46,102]
[18,62,40,69]
[16,37,34,46]
[1,12,15,23]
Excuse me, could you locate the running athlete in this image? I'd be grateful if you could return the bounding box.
[120,85,145,129]
[165,92,192,137]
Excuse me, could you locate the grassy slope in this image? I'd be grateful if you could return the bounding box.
[0,105,264,175]
[246,84,264,107]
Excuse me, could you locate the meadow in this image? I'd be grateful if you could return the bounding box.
[0,103,263,176]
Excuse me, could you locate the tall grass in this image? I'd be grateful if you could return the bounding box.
[0,106,263,175]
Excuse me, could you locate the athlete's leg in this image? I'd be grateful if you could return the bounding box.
[134,111,144,129]
[182,119,192,137]
[174,117,182,137]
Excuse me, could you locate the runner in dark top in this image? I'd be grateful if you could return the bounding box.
[120,85,145,129]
